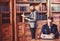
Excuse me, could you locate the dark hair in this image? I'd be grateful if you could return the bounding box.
[48,17,53,21]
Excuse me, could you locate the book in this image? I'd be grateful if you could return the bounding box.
[42,3,47,11]
[52,13,60,20]
[51,4,60,11]
[37,13,47,20]
[16,4,30,12]
[52,0,60,3]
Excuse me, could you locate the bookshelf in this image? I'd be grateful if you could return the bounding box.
[50,0,60,34]
[1,0,60,41]
[15,0,48,41]
[16,0,48,23]
[0,0,13,41]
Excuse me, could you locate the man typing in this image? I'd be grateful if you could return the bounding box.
[40,17,59,39]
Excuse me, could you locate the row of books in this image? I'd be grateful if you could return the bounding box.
[51,4,60,11]
[52,13,60,20]
[0,6,9,12]
[51,0,60,3]
[16,4,47,12]
[16,0,47,3]
[2,14,10,24]
[16,4,30,12]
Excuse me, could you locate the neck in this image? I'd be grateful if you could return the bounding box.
[47,22,53,26]
[32,9,36,12]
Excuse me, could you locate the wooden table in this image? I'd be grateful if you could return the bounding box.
[39,39,60,41]
[31,37,60,41]
[35,38,60,41]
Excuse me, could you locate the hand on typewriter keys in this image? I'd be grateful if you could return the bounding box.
[41,33,55,39]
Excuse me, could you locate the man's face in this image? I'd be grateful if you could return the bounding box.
[30,6,35,11]
[47,19,52,26]
[48,19,52,23]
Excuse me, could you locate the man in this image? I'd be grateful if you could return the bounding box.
[40,17,59,39]
[21,5,38,39]
[28,5,38,39]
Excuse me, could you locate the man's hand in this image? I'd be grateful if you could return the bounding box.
[21,14,25,17]
[41,33,55,39]
[41,34,45,38]
[25,18,30,21]
[50,33,55,38]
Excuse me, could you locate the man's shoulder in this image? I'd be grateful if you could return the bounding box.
[43,24,47,26]
[44,24,47,26]
[53,24,57,26]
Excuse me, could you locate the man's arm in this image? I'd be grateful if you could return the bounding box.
[40,24,55,39]
[54,25,59,38]
[29,11,38,21]
[40,25,45,34]
[40,25,45,38]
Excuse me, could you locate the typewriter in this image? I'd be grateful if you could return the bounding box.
[41,34,55,40]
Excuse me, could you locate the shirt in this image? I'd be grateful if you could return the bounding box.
[41,24,59,38]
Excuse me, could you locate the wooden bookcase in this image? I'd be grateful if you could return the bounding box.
[0,0,13,41]
[0,0,60,41]
[50,0,60,34]
[14,0,49,41]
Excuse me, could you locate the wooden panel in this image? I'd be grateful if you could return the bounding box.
[0,13,2,26]
[1,24,12,41]
[17,23,24,41]
[0,0,10,2]
[17,23,32,41]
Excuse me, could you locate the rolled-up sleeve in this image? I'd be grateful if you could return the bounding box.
[54,25,59,38]
[40,25,45,34]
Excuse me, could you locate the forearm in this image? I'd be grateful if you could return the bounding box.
[40,33,55,39]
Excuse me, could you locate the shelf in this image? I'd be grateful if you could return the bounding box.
[51,11,60,13]
[39,11,47,13]
[16,1,47,4]
[0,0,9,2]
[16,11,47,13]
[16,11,30,13]
[16,1,41,4]
[2,22,10,24]
[16,0,47,3]
[2,17,10,19]
[52,2,60,4]
[1,11,10,13]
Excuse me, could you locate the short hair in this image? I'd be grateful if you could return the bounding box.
[48,17,53,21]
